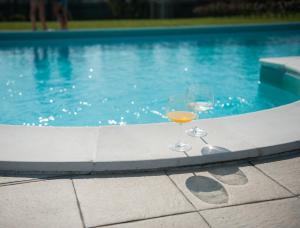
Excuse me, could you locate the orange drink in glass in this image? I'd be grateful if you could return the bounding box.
[167,109,196,152]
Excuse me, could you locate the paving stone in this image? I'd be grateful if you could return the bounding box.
[185,102,300,157]
[219,102,300,155]
[185,175,229,205]
[168,163,292,210]
[94,123,204,170]
[0,179,82,228]
[208,165,248,185]
[184,119,258,158]
[253,153,300,195]
[73,173,194,227]
[94,123,205,171]
[201,197,300,228]
[260,56,300,74]
[101,212,209,228]
[0,125,98,171]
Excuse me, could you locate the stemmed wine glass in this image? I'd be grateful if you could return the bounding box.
[186,85,214,138]
[166,93,197,152]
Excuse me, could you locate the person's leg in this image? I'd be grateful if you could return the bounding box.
[56,0,68,30]
[61,0,68,29]
[53,0,59,20]
[61,6,68,29]
[38,0,47,30]
[53,0,63,29]
[30,0,37,30]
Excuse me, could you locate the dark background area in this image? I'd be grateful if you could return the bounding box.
[0,0,299,21]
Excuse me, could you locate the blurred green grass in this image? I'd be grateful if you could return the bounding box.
[0,14,299,30]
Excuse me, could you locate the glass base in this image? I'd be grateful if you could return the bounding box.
[186,127,207,137]
[169,142,192,152]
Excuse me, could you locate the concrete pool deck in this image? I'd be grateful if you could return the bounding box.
[0,56,300,173]
[1,150,300,227]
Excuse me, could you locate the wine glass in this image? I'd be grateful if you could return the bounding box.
[166,93,197,152]
[186,85,214,138]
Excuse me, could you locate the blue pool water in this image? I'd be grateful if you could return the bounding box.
[0,27,300,126]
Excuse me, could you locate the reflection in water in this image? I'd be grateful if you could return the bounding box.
[33,46,73,92]
[186,176,228,204]
[33,47,50,90]
[208,166,248,186]
[201,145,231,155]
[57,46,72,80]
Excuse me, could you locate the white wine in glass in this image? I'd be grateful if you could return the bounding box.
[186,86,214,138]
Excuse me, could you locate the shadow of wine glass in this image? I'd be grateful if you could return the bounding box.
[185,176,229,204]
[208,166,248,186]
[200,145,249,185]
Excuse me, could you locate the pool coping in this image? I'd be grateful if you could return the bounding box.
[0,32,300,173]
[0,22,299,41]
[0,99,299,173]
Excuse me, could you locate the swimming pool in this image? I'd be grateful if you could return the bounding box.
[0,24,300,126]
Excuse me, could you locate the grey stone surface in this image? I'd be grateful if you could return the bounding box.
[73,173,194,227]
[182,119,260,167]
[253,153,300,195]
[201,197,300,228]
[0,179,82,228]
[168,163,292,210]
[0,125,98,171]
[185,175,229,205]
[101,212,209,228]
[184,119,258,158]
[208,165,248,185]
[96,123,204,161]
[94,122,205,171]
[260,56,300,74]
[214,101,300,155]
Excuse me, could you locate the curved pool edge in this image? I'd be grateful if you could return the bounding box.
[1,100,299,173]
[0,22,299,41]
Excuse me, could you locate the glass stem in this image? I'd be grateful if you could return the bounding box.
[193,126,197,133]
[178,123,185,146]
[193,113,199,133]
